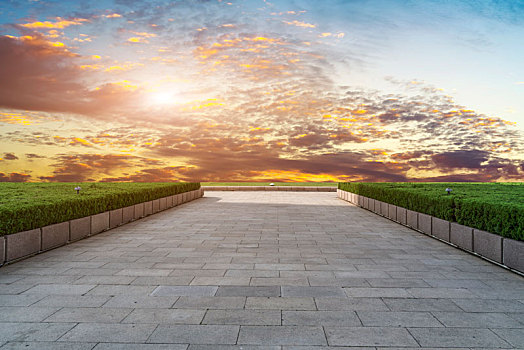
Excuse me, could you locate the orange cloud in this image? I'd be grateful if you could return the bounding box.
[283,20,316,28]
[20,17,88,29]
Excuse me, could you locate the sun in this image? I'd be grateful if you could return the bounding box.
[149,91,177,105]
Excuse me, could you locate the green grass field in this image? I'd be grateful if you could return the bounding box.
[202,182,337,186]
[339,182,524,240]
[0,182,200,236]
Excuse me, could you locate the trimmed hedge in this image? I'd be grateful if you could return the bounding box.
[0,182,200,236]
[338,182,523,241]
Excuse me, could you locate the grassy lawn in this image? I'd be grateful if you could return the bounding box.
[202,182,337,187]
[0,182,200,236]
[339,182,524,240]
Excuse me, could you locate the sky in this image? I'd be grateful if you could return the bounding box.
[0,0,523,183]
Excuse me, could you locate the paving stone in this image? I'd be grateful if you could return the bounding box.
[246,297,316,310]
[45,307,132,323]
[22,284,95,295]
[174,296,246,309]
[103,295,176,308]
[0,307,59,322]
[93,344,187,350]
[190,277,251,286]
[215,286,280,297]
[148,325,239,344]
[188,346,279,350]
[408,327,511,348]
[282,286,346,298]
[451,298,524,313]
[325,327,418,347]
[315,297,389,311]
[283,310,360,326]
[59,323,157,343]
[383,298,463,312]
[203,309,281,325]
[492,328,524,348]
[238,326,326,345]
[0,295,44,306]
[344,287,412,298]
[123,308,205,324]
[0,342,95,350]
[0,322,75,342]
[152,285,218,296]
[432,311,522,328]
[87,285,155,296]
[131,276,193,285]
[32,295,110,308]
[407,287,476,298]
[357,311,442,327]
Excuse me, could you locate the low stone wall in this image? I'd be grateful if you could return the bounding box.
[0,188,204,266]
[203,186,336,192]
[337,189,523,274]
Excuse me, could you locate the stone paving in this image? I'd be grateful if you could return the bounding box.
[0,191,523,349]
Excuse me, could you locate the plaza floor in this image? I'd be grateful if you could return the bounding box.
[0,191,523,349]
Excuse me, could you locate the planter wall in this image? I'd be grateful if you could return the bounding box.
[338,189,523,274]
[1,188,204,266]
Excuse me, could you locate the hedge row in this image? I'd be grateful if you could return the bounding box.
[0,182,200,236]
[338,182,523,241]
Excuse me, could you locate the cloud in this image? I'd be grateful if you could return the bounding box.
[26,153,46,159]
[3,152,18,160]
[0,172,31,182]
[19,17,89,29]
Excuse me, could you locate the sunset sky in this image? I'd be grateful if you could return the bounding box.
[0,0,523,182]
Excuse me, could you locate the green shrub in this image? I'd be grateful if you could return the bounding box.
[0,182,200,236]
[338,182,523,241]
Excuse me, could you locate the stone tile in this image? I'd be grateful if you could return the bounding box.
[116,268,172,277]
[0,322,75,342]
[22,284,95,295]
[473,229,503,264]
[344,287,412,298]
[73,275,136,285]
[190,277,251,286]
[383,298,462,312]
[282,286,345,298]
[357,311,442,327]
[432,311,522,328]
[492,328,524,348]
[45,307,132,322]
[174,296,246,309]
[251,278,309,286]
[59,323,157,343]
[5,229,41,262]
[148,325,239,344]
[41,222,69,250]
[130,277,193,286]
[203,309,281,325]
[188,346,279,350]
[215,286,280,297]
[0,307,59,322]
[325,327,418,347]
[503,238,524,272]
[238,326,326,346]
[103,295,176,308]
[0,342,95,350]
[315,297,389,311]
[151,285,218,296]
[407,287,476,298]
[225,270,279,278]
[408,327,510,348]
[32,295,110,308]
[94,344,187,350]
[246,297,316,310]
[0,295,44,306]
[367,278,430,288]
[283,310,360,326]
[87,285,155,296]
[123,308,205,324]
[451,298,524,313]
